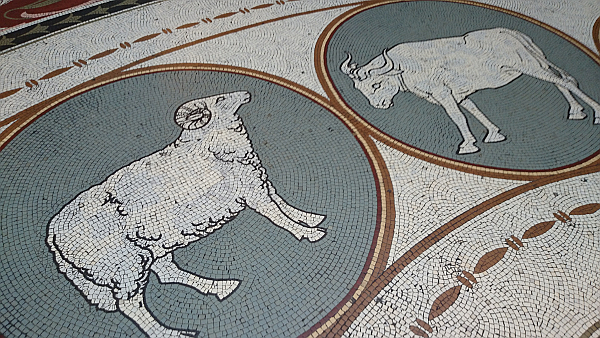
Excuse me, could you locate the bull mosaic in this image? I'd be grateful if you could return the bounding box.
[341,28,600,154]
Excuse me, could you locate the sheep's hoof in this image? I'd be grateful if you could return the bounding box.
[304,214,326,227]
[457,144,479,155]
[568,107,586,120]
[152,328,197,338]
[215,280,241,300]
[483,131,506,143]
[305,228,326,242]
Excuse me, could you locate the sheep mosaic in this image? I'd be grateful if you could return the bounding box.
[46,91,326,337]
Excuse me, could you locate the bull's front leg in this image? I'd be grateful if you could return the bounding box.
[434,89,479,154]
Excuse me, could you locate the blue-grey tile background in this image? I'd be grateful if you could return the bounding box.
[0,71,377,337]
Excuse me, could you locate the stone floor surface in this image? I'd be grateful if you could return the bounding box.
[1,0,600,337]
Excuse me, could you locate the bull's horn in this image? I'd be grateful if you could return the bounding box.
[340,53,357,77]
[369,49,394,76]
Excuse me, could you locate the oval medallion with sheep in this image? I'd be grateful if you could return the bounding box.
[0,70,378,337]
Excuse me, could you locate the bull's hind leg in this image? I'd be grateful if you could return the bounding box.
[556,86,587,120]
[151,253,240,300]
[266,182,325,227]
[519,63,600,124]
[118,293,197,338]
[460,98,506,143]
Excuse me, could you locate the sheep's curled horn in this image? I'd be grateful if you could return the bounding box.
[175,101,212,130]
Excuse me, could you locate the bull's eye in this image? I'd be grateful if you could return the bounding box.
[372,82,381,90]
[216,96,225,104]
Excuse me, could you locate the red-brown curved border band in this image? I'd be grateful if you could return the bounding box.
[593,15,600,55]
[315,0,600,182]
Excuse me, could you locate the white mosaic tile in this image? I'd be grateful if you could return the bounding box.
[375,139,524,268]
[345,172,600,338]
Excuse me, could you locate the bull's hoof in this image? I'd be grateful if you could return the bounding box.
[215,280,241,300]
[457,144,479,155]
[567,106,587,120]
[483,131,506,143]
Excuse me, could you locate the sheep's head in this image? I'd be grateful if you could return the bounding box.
[174,91,251,130]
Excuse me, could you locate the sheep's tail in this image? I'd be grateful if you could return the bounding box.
[47,227,118,312]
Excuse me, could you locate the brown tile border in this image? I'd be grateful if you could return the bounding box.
[594,15,600,55]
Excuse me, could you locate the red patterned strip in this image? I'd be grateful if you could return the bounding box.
[0,88,22,99]
[134,33,161,43]
[570,203,600,215]
[214,11,237,19]
[39,66,73,80]
[474,247,508,274]
[88,48,118,60]
[429,286,461,321]
[522,221,555,239]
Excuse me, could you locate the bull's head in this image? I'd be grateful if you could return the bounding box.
[341,49,403,109]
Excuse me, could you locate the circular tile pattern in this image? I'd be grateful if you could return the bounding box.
[0,70,377,337]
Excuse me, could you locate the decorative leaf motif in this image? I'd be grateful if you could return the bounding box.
[89,48,118,60]
[39,66,73,80]
[177,22,199,29]
[416,319,433,333]
[428,285,461,321]
[214,11,237,19]
[0,88,22,99]
[570,203,600,216]
[252,3,273,9]
[134,33,161,43]
[522,221,555,240]
[474,247,508,274]
[409,325,429,337]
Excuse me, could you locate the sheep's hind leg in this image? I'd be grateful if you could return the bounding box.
[151,253,240,300]
[250,199,326,242]
[460,98,506,143]
[266,184,325,227]
[118,293,197,338]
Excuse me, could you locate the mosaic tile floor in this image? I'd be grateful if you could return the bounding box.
[1,0,600,337]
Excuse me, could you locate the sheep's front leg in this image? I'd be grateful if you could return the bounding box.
[266,182,325,227]
[435,90,479,154]
[248,197,326,242]
[151,253,240,300]
[118,293,197,338]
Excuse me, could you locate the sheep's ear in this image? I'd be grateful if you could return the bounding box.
[174,103,212,130]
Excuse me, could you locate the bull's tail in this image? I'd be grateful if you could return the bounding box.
[502,28,578,85]
[47,229,118,312]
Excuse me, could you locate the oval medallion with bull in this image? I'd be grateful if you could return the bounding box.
[324,0,600,172]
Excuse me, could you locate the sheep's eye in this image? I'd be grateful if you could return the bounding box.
[372,82,381,90]
[216,96,225,104]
